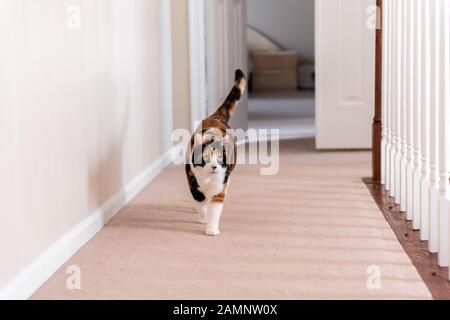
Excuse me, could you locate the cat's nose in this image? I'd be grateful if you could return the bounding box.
[211,166,217,171]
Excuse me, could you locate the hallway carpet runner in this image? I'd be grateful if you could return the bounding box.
[33,139,431,299]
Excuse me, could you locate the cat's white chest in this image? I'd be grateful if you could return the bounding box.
[193,170,224,200]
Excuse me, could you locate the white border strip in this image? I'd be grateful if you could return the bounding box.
[0,148,174,300]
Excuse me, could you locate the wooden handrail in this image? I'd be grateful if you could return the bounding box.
[373,0,383,182]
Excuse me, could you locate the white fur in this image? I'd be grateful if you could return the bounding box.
[205,202,223,236]
[191,151,226,236]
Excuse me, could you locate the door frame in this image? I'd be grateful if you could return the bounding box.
[160,0,174,150]
[189,0,249,131]
[188,0,207,131]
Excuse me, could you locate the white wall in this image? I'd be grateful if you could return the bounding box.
[0,0,175,292]
[246,0,315,63]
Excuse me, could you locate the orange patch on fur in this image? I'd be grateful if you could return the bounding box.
[212,192,226,203]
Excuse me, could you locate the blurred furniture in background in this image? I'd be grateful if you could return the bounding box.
[298,64,315,90]
[247,26,305,91]
[251,51,299,91]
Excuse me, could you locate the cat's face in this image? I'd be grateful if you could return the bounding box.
[192,134,229,177]
[201,144,226,175]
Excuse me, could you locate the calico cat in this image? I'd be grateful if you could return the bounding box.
[185,69,246,236]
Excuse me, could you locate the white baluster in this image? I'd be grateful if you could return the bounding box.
[389,0,397,198]
[438,0,450,267]
[399,0,408,212]
[385,0,392,192]
[419,0,431,232]
[413,0,423,237]
[405,0,414,219]
[381,0,388,187]
[394,0,402,205]
[429,0,440,252]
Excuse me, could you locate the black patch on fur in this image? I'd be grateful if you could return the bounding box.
[224,87,242,106]
[190,188,206,202]
[223,169,231,184]
[185,164,206,202]
[235,69,246,82]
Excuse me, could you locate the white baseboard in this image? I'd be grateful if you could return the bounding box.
[0,147,174,300]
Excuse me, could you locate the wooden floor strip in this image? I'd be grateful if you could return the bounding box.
[364,178,450,300]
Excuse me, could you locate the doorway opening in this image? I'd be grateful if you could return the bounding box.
[195,0,375,148]
[246,0,315,140]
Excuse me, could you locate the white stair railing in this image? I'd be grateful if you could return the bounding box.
[381,0,450,279]
[381,0,388,188]
[419,0,431,234]
[405,0,414,219]
[387,0,395,191]
[429,0,440,252]
[412,0,422,233]
[400,0,407,214]
[394,0,401,205]
[438,0,450,268]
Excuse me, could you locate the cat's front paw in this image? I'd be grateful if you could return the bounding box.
[204,227,220,236]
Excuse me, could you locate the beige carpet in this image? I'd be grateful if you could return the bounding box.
[33,139,431,300]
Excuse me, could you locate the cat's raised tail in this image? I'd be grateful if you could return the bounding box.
[212,69,247,123]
